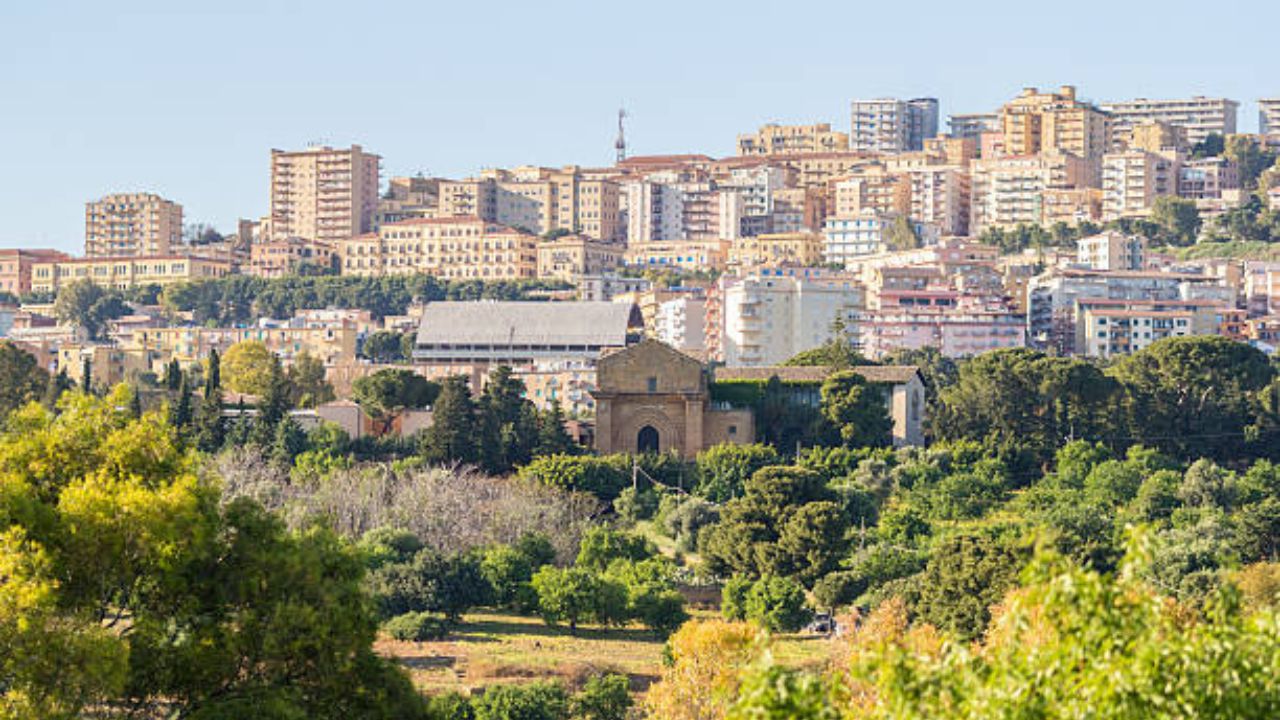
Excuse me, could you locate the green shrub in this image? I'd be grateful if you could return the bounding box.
[743,575,811,633]
[473,682,568,720]
[383,611,448,642]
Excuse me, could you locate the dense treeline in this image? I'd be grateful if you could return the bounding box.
[160,274,571,324]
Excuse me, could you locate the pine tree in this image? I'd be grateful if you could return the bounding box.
[192,387,225,452]
[205,348,221,397]
[170,373,193,430]
[419,375,479,465]
[271,416,308,465]
[536,399,578,456]
[80,357,93,394]
[165,358,182,391]
[252,358,291,446]
[478,366,539,472]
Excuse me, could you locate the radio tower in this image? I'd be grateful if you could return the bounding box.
[615,108,628,163]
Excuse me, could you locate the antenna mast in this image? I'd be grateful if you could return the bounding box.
[615,108,628,163]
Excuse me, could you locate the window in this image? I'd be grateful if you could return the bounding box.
[646,377,658,393]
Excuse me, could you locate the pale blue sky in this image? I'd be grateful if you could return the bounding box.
[1,0,1276,252]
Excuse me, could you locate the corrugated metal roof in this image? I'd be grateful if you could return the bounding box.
[415,301,637,347]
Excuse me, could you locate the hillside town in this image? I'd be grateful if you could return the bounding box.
[4,86,1279,448]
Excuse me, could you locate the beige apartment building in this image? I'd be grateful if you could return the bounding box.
[0,249,72,295]
[247,237,336,278]
[85,193,183,257]
[1101,97,1238,147]
[128,323,358,370]
[728,232,826,269]
[999,86,1109,185]
[438,166,622,242]
[31,255,232,293]
[1125,121,1187,153]
[337,217,537,280]
[736,123,850,156]
[269,145,381,245]
[970,151,1089,232]
[1101,149,1180,221]
[536,235,623,281]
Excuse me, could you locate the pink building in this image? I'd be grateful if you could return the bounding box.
[856,290,1026,359]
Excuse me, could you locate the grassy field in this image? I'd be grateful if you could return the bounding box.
[377,609,835,699]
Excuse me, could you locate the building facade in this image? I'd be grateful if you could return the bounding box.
[719,274,865,366]
[736,123,850,155]
[1101,97,1238,147]
[998,86,1109,185]
[536,235,623,281]
[337,217,538,279]
[31,255,231,293]
[0,249,72,296]
[269,145,381,245]
[85,193,183,257]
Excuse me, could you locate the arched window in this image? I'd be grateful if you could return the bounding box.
[637,426,660,454]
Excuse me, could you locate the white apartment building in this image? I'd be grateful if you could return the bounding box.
[624,179,685,243]
[1101,97,1239,147]
[654,296,707,353]
[1101,149,1179,220]
[1076,231,1147,271]
[720,274,865,367]
[1077,298,1243,358]
[823,211,940,267]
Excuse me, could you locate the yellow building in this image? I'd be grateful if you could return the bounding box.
[536,235,623,281]
[337,217,538,280]
[85,192,183,257]
[439,166,622,242]
[729,233,825,269]
[31,255,232,293]
[736,123,850,156]
[127,323,359,370]
[999,86,1109,185]
[269,145,381,245]
[623,239,730,273]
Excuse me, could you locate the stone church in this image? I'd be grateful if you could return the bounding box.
[592,339,925,458]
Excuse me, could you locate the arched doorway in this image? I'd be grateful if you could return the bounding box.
[636,425,660,454]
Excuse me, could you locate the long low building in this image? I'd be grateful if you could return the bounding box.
[31,254,232,293]
[412,301,643,366]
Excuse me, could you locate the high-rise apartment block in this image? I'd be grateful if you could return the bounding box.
[1260,98,1280,139]
[970,151,1089,232]
[999,86,1109,185]
[736,123,850,155]
[850,98,940,153]
[1101,97,1238,147]
[84,192,183,257]
[269,145,381,245]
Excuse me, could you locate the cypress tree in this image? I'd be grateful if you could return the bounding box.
[419,375,479,465]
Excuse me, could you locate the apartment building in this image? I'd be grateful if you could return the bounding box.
[624,179,685,243]
[1261,98,1280,139]
[0,249,72,296]
[736,123,850,155]
[336,217,538,280]
[85,192,183,257]
[654,296,707,353]
[720,274,865,366]
[376,176,442,226]
[623,239,730,273]
[1101,97,1238,147]
[30,255,231,293]
[969,151,1089,232]
[947,113,1000,142]
[247,237,336,278]
[128,322,359,370]
[729,232,825,269]
[1078,298,1245,357]
[857,291,1026,359]
[1076,231,1147,271]
[1101,149,1179,220]
[269,145,381,245]
[1026,268,1231,353]
[999,86,1109,185]
[823,211,940,266]
[439,166,622,242]
[1179,157,1239,200]
[536,235,623,281]
[850,98,940,153]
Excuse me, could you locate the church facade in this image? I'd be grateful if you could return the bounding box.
[592,339,925,458]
